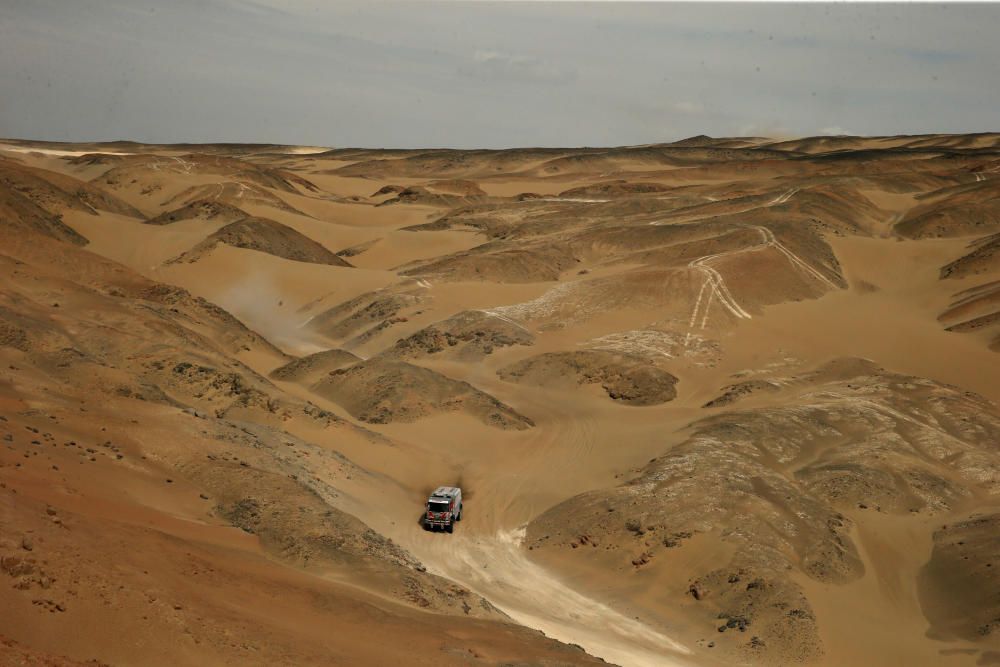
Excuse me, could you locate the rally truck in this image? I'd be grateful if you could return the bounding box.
[423,486,462,533]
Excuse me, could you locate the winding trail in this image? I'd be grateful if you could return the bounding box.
[305,182,829,664]
[649,187,799,226]
[685,221,837,336]
[479,308,535,335]
[688,252,753,323]
[410,528,691,667]
[756,225,839,289]
[170,155,193,174]
[255,342,692,665]
[206,181,252,201]
[769,187,799,205]
[671,185,841,336]
[388,392,692,667]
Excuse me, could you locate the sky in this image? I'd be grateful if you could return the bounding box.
[1,0,998,148]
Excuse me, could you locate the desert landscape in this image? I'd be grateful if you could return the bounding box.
[1,133,999,666]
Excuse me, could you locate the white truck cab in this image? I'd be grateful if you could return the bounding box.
[424,486,462,533]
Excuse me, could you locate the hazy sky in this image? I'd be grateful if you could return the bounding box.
[2,1,998,148]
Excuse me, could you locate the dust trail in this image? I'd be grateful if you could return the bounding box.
[421,527,691,667]
[216,272,329,355]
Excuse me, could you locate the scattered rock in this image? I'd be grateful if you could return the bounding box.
[689,582,708,600]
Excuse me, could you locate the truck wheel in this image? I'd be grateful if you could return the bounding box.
[456,509,462,522]
[446,524,454,534]
[423,522,430,531]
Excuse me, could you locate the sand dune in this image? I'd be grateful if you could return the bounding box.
[168,217,352,267]
[498,350,678,405]
[383,309,534,361]
[313,359,535,429]
[897,179,1000,239]
[144,198,249,226]
[269,348,362,384]
[941,232,1000,279]
[2,134,1000,666]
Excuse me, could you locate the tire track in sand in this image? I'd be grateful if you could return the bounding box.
[390,389,690,667]
[430,528,692,667]
[685,215,838,336]
[649,187,799,226]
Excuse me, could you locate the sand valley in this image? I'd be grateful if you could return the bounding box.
[1,134,999,666]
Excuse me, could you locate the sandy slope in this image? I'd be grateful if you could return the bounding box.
[2,135,1000,666]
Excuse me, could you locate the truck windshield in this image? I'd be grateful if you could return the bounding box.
[428,501,451,514]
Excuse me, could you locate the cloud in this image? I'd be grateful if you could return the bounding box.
[457,50,576,84]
